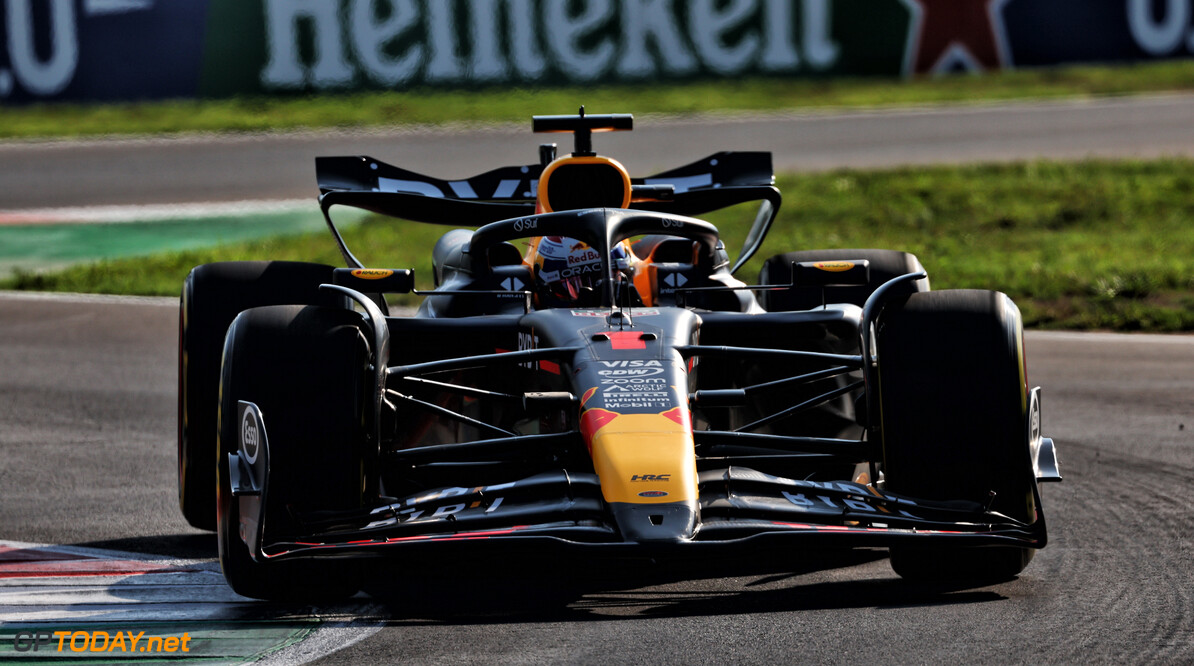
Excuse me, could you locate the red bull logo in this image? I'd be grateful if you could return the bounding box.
[580,407,619,443]
[813,261,855,272]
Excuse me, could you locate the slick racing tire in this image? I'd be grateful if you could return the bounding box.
[758,249,928,312]
[875,290,1037,582]
[178,261,336,531]
[216,304,368,602]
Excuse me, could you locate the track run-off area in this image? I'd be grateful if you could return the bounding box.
[2,97,1194,662]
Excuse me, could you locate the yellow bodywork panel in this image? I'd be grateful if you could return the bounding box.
[589,413,697,504]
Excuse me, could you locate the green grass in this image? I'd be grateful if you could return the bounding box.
[762,160,1194,331]
[7,159,1194,331]
[4,60,1194,139]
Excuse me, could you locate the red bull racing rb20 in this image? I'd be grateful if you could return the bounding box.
[176,111,1061,600]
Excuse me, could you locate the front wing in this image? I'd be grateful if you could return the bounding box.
[230,402,1047,563]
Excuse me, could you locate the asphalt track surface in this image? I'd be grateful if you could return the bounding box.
[2,292,1192,663]
[2,93,1194,209]
[2,97,1194,662]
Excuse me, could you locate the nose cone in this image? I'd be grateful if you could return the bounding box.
[585,411,699,543]
[609,502,698,544]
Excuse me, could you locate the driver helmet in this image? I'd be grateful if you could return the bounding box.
[528,236,635,307]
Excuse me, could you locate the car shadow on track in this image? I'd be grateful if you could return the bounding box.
[354,548,1009,623]
[67,536,1009,620]
[73,533,218,560]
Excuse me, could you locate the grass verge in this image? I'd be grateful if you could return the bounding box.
[3,61,1194,139]
[5,159,1193,331]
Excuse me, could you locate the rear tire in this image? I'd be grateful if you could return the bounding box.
[875,290,1037,582]
[216,304,368,601]
[758,248,928,312]
[178,261,336,530]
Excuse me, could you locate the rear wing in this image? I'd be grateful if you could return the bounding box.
[316,152,780,273]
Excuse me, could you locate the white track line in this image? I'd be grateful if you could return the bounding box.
[0,199,315,226]
[1027,329,1194,344]
[0,539,383,665]
[0,291,178,307]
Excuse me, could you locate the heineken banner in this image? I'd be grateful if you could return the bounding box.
[2,0,1194,105]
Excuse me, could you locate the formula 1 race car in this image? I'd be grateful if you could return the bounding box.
[177,110,1061,600]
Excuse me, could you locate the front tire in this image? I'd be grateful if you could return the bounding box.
[875,290,1037,582]
[178,261,336,530]
[216,304,368,601]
